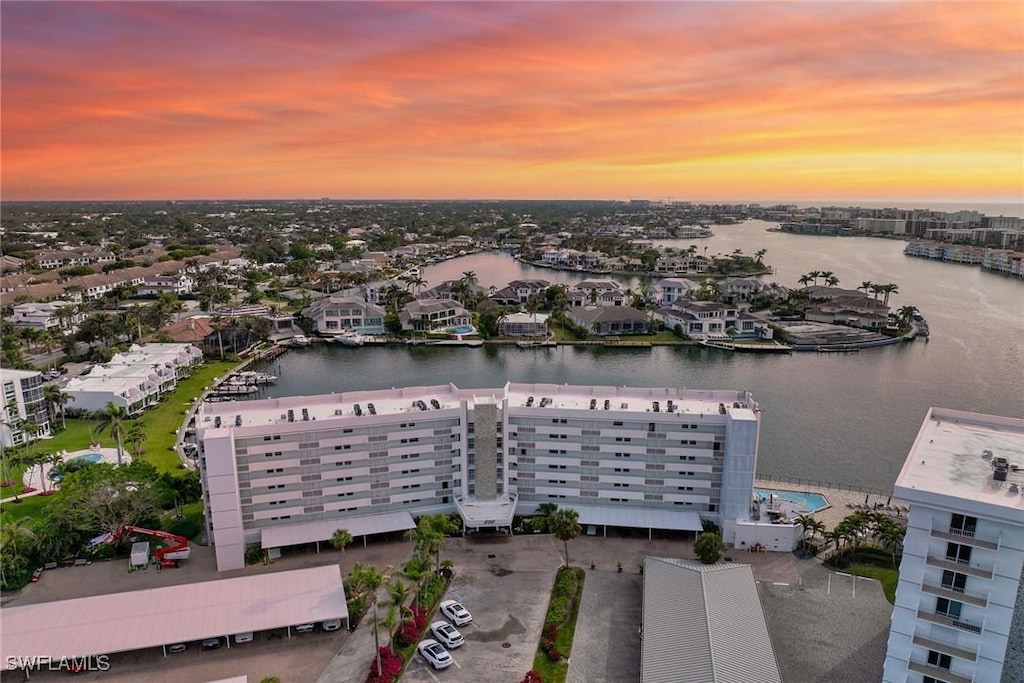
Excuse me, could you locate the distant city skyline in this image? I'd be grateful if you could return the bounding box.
[2,2,1022,203]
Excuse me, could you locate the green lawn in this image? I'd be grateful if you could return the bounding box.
[532,567,586,683]
[846,564,899,604]
[0,491,54,524]
[1,360,237,521]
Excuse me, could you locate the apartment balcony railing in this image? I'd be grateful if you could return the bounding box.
[911,634,977,662]
[924,555,994,580]
[916,608,983,634]
[921,582,989,607]
[930,527,999,551]
[907,659,973,683]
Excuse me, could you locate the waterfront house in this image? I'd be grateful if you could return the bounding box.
[421,279,487,304]
[718,277,766,303]
[303,295,386,335]
[981,249,1024,278]
[399,298,472,333]
[569,306,652,336]
[569,279,626,307]
[497,312,550,337]
[654,277,698,306]
[654,253,709,274]
[655,300,739,339]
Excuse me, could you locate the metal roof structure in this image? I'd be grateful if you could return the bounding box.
[0,565,347,663]
[641,557,782,683]
[260,510,416,549]
[571,504,703,531]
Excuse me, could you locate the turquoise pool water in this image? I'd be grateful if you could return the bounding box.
[49,453,105,482]
[450,325,475,334]
[754,487,829,512]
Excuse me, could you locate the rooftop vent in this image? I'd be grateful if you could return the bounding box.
[301,408,310,422]
[994,466,1008,482]
[982,449,993,459]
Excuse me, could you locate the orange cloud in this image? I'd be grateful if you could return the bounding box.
[1,1,1021,201]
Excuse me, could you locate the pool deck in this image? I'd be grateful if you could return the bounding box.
[5,447,131,504]
[754,478,909,530]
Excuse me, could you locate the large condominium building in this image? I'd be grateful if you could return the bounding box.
[883,408,1024,683]
[197,383,763,571]
[65,343,203,414]
[0,369,50,447]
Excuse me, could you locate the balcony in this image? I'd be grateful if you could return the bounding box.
[921,582,989,607]
[925,555,994,580]
[911,634,977,662]
[916,608,982,634]
[907,660,972,683]
[930,527,999,551]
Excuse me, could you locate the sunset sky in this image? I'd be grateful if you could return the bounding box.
[2,1,1022,202]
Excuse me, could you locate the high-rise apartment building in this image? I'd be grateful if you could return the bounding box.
[0,368,50,448]
[883,408,1024,683]
[197,383,762,571]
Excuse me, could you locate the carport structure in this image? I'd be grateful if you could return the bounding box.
[260,510,416,554]
[0,565,347,675]
[571,504,704,539]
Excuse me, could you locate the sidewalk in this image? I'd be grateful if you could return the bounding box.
[317,584,391,683]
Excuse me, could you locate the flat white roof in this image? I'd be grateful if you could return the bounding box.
[505,382,757,416]
[0,565,347,663]
[571,504,703,531]
[894,408,1024,523]
[261,511,416,549]
[200,384,481,430]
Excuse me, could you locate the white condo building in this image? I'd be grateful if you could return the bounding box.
[0,369,51,447]
[883,408,1024,683]
[197,383,763,571]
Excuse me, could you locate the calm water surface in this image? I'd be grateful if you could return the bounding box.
[260,221,1023,491]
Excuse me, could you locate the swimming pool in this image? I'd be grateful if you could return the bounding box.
[449,325,475,335]
[49,453,105,482]
[754,488,830,512]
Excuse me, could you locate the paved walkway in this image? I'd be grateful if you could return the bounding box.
[317,584,391,683]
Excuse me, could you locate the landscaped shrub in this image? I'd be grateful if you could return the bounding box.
[546,648,563,663]
[409,605,428,631]
[365,645,404,683]
[396,619,420,647]
[521,671,543,683]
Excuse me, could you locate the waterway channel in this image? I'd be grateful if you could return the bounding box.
[256,221,1023,492]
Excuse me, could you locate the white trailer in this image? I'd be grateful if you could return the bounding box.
[130,541,150,568]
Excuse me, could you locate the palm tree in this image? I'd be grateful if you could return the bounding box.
[43,385,73,430]
[824,275,840,287]
[41,452,62,493]
[795,514,815,546]
[857,281,874,295]
[808,270,821,286]
[406,274,426,296]
[880,283,899,307]
[819,271,835,286]
[897,305,920,327]
[126,421,148,455]
[549,508,581,567]
[823,529,843,555]
[460,271,478,289]
[95,402,129,466]
[754,249,767,264]
[331,528,354,555]
[797,274,813,287]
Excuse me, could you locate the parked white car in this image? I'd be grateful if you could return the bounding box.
[430,621,465,648]
[440,599,473,626]
[417,639,453,670]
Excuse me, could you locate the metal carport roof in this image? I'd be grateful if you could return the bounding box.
[570,504,703,531]
[0,565,347,663]
[260,510,416,549]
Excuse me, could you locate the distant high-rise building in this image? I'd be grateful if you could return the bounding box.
[883,408,1024,683]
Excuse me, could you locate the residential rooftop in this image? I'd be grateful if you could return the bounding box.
[198,383,758,432]
[894,407,1024,521]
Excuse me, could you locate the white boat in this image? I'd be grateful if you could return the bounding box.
[333,331,366,347]
[283,335,311,347]
[231,371,277,384]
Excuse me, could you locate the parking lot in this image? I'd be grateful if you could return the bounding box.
[4,532,892,683]
[400,534,562,683]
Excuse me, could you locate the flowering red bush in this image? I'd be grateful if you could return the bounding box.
[365,645,404,683]
[521,670,543,683]
[409,604,429,631]
[542,623,558,641]
[396,619,420,647]
[547,648,563,663]
[541,638,555,653]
